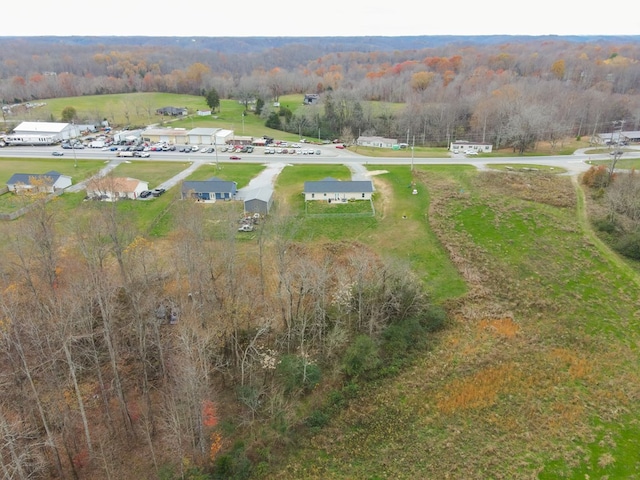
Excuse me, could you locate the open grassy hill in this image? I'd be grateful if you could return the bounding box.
[262,165,640,479]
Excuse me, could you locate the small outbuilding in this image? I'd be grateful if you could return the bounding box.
[243,187,274,215]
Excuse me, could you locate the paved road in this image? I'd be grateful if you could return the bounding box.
[2,144,637,195]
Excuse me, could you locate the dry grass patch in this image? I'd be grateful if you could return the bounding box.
[478,316,520,338]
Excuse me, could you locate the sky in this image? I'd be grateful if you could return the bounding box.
[3,0,639,37]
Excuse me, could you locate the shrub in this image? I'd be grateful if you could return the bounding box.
[275,354,321,395]
[422,305,448,332]
[593,217,618,234]
[342,335,381,379]
[615,231,640,260]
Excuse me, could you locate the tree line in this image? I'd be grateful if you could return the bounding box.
[0,190,444,479]
[1,37,640,150]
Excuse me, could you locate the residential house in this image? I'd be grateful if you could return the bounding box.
[156,106,188,116]
[303,177,374,202]
[303,94,320,105]
[356,136,398,148]
[243,187,274,215]
[86,176,149,201]
[6,170,72,193]
[449,140,493,153]
[181,177,237,201]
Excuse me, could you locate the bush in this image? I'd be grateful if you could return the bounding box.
[275,354,321,395]
[422,305,447,332]
[593,217,618,234]
[615,231,640,260]
[342,335,381,379]
[381,317,425,361]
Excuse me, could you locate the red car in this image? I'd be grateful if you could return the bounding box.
[230,155,241,160]
[335,144,345,149]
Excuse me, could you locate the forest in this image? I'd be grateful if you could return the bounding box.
[1,35,640,149]
[2,35,640,480]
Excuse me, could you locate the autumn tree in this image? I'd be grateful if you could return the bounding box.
[61,105,77,123]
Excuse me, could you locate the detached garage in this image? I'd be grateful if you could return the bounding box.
[243,188,273,215]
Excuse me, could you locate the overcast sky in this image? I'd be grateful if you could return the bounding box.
[3,0,638,37]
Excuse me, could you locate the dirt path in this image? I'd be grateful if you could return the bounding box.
[572,175,640,289]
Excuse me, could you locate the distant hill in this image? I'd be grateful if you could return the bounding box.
[2,35,639,55]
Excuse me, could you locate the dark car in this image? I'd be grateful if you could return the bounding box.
[230,155,241,160]
[151,188,166,197]
[139,190,152,199]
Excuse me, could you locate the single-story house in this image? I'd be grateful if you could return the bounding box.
[187,128,220,146]
[303,177,374,202]
[10,121,81,142]
[594,131,640,144]
[86,177,149,201]
[7,170,72,193]
[142,127,189,145]
[156,106,188,116]
[181,177,237,201]
[243,187,274,215]
[449,140,493,153]
[303,94,320,105]
[357,136,398,148]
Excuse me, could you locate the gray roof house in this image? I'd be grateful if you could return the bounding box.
[303,177,374,202]
[156,106,188,116]
[243,187,274,215]
[181,177,237,201]
[7,170,72,193]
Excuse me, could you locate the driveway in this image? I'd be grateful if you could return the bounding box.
[236,162,288,200]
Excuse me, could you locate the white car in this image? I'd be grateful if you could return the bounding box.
[465,150,478,155]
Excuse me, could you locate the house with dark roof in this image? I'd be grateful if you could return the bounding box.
[6,170,72,193]
[156,106,188,116]
[181,177,237,201]
[303,177,374,202]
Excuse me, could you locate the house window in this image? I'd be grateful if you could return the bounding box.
[311,193,315,199]
[323,193,326,197]
[362,193,365,198]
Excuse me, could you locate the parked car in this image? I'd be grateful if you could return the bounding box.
[238,224,254,232]
[464,150,478,155]
[51,151,64,156]
[139,190,152,199]
[151,188,166,197]
[191,145,199,152]
[230,155,241,160]
[335,144,345,149]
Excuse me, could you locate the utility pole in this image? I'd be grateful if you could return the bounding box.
[608,120,625,183]
[411,135,415,172]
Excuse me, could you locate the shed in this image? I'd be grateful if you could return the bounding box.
[243,187,274,215]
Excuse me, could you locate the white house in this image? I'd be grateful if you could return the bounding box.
[303,177,374,202]
[357,136,398,148]
[86,176,149,201]
[449,140,493,153]
[6,170,72,193]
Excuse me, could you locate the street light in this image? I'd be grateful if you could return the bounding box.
[242,113,245,135]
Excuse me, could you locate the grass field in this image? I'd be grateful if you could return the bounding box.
[263,166,640,479]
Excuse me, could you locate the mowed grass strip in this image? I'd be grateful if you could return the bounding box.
[270,167,640,479]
